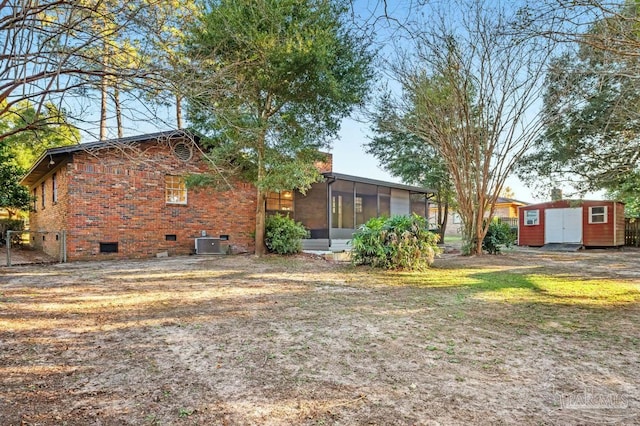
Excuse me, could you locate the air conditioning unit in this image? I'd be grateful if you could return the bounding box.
[195,237,223,255]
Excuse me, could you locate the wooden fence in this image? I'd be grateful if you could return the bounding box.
[625,219,640,247]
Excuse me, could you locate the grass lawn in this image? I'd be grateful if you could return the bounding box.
[1,249,639,425]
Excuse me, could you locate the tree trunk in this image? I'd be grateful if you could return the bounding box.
[255,187,266,257]
[99,75,108,140]
[254,129,267,256]
[114,85,123,138]
[176,95,183,129]
[439,202,449,244]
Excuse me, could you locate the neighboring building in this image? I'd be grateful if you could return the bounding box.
[430,197,528,237]
[518,200,625,247]
[21,130,436,260]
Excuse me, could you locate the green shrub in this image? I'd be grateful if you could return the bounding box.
[265,214,309,255]
[482,218,516,254]
[0,219,25,246]
[351,214,441,271]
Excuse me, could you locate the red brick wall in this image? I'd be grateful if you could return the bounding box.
[30,138,256,260]
[315,152,333,173]
[28,162,70,259]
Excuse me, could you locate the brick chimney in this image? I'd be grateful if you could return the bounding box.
[315,152,333,173]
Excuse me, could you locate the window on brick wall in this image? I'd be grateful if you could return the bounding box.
[52,173,57,203]
[266,191,293,212]
[165,175,187,204]
[41,182,45,209]
[32,188,37,211]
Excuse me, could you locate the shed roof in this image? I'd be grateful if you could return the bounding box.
[518,199,624,210]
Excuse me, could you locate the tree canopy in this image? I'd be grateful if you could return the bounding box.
[182,0,373,255]
[372,0,555,255]
[367,94,455,241]
[0,146,31,217]
[518,1,640,207]
[0,102,79,170]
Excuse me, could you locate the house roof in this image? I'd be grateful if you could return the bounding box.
[20,129,437,196]
[21,130,194,187]
[323,172,437,196]
[496,196,529,206]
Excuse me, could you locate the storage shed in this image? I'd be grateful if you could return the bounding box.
[518,200,625,247]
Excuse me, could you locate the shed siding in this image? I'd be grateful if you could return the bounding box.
[518,205,545,246]
[519,200,625,247]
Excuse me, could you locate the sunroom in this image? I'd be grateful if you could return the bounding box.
[266,172,437,251]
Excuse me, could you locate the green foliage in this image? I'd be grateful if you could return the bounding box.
[482,219,516,255]
[351,214,441,271]
[367,95,456,241]
[0,219,25,246]
[183,0,373,193]
[0,147,31,215]
[518,3,640,197]
[606,172,640,218]
[182,0,373,254]
[265,214,309,255]
[1,101,79,169]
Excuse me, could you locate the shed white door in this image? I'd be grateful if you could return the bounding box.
[544,208,582,244]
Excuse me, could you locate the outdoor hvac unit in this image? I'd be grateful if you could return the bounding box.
[195,237,223,255]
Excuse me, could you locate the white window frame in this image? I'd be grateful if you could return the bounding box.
[452,213,462,224]
[588,206,608,224]
[165,175,187,205]
[524,209,539,226]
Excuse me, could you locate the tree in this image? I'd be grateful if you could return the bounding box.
[518,2,640,204]
[182,0,373,256]
[0,146,31,217]
[500,186,516,199]
[367,95,455,243]
[376,0,555,255]
[0,0,182,143]
[0,101,80,169]
[136,1,201,129]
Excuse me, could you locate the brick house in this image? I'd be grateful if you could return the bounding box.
[21,130,256,260]
[22,130,436,260]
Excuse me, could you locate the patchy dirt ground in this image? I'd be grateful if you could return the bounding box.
[0,246,57,266]
[1,248,639,425]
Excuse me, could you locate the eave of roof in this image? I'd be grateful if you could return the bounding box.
[496,197,529,206]
[21,129,195,187]
[323,172,437,195]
